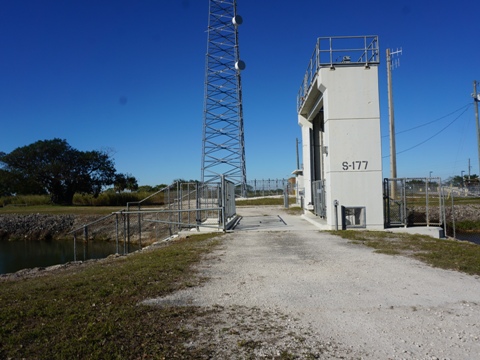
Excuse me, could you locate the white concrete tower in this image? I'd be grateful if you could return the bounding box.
[297,36,384,230]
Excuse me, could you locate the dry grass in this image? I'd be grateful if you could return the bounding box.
[331,230,480,276]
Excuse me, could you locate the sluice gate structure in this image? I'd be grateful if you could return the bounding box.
[297,36,384,230]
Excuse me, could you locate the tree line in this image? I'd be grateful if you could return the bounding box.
[0,139,140,205]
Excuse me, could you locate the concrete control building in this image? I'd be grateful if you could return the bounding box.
[296,36,384,230]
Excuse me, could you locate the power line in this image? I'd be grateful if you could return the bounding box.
[382,105,471,158]
[382,103,472,138]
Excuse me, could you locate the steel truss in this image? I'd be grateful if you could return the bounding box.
[201,0,247,197]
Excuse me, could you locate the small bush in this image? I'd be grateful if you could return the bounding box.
[0,194,51,207]
[72,191,165,206]
[1,191,165,208]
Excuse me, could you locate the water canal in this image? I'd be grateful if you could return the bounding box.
[0,232,479,276]
[0,239,126,275]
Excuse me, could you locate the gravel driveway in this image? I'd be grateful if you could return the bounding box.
[144,206,480,359]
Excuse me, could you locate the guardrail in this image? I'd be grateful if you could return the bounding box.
[297,35,379,112]
[69,177,236,261]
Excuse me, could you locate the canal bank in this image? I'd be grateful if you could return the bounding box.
[0,213,159,275]
[0,206,479,275]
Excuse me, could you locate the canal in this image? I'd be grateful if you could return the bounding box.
[0,239,124,275]
[1,232,479,276]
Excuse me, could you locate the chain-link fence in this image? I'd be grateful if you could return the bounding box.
[384,178,446,228]
[69,178,236,261]
[243,179,290,197]
[312,180,326,218]
[446,185,480,198]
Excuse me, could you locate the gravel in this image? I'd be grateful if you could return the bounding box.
[144,206,480,359]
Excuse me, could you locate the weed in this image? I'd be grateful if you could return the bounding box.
[0,233,222,359]
[331,230,480,276]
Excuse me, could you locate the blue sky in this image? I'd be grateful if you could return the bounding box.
[1,0,479,186]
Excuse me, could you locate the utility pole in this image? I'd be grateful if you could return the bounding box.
[386,48,402,199]
[473,80,480,176]
[386,48,402,180]
[468,158,471,180]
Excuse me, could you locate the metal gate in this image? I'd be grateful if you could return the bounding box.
[384,177,446,228]
[69,177,237,261]
[312,180,326,218]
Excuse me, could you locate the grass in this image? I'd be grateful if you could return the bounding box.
[0,233,222,359]
[331,230,480,276]
[453,219,480,232]
[450,196,480,205]
[1,206,479,358]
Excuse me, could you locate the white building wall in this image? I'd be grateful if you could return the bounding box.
[299,65,384,229]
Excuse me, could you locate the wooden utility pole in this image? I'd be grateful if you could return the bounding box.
[387,48,402,180]
[473,80,480,176]
[387,48,402,198]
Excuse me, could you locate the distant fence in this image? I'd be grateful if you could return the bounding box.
[445,185,480,198]
[243,179,292,197]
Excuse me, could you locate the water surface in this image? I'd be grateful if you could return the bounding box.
[0,239,120,275]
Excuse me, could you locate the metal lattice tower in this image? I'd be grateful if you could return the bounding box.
[201,0,247,197]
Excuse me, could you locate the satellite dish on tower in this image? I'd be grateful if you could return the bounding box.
[232,15,243,26]
[235,60,246,71]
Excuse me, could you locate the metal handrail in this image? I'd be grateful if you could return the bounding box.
[297,35,379,112]
[68,213,117,235]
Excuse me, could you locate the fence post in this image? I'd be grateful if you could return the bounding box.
[73,233,77,262]
[284,185,289,209]
[123,212,127,255]
[178,183,182,232]
[425,179,430,227]
[138,203,141,250]
[83,225,88,261]
[196,181,201,231]
[115,213,119,254]
[401,179,406,226]
[168,186,172,236]
[126,202,130,250]
[451,189,456,239]
[221,175,226,231]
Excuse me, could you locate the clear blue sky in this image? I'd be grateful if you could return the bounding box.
[1,0,479,186]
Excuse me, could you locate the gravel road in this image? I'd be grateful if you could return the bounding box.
[144,206,480,359]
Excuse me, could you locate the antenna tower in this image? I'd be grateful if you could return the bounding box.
[201,0,247,197]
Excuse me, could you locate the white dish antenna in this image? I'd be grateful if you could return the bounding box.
[235,60,246,71]
[232,15,243,26]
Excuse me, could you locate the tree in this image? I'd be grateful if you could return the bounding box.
[444,176,464,187]
[113,173,138,193]
[0,139,117,205]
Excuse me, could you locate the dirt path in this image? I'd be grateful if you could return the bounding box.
[144,206,480,359]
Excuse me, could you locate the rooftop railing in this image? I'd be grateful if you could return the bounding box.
[297,35,379,112]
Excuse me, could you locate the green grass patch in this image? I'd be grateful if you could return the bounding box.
[450,196,480,205]
[453,220,480,232]
[0,233,222,359]
[331,230,480,276]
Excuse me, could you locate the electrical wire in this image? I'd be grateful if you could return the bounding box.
[383,104,472,158]
[382,103,472,138]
